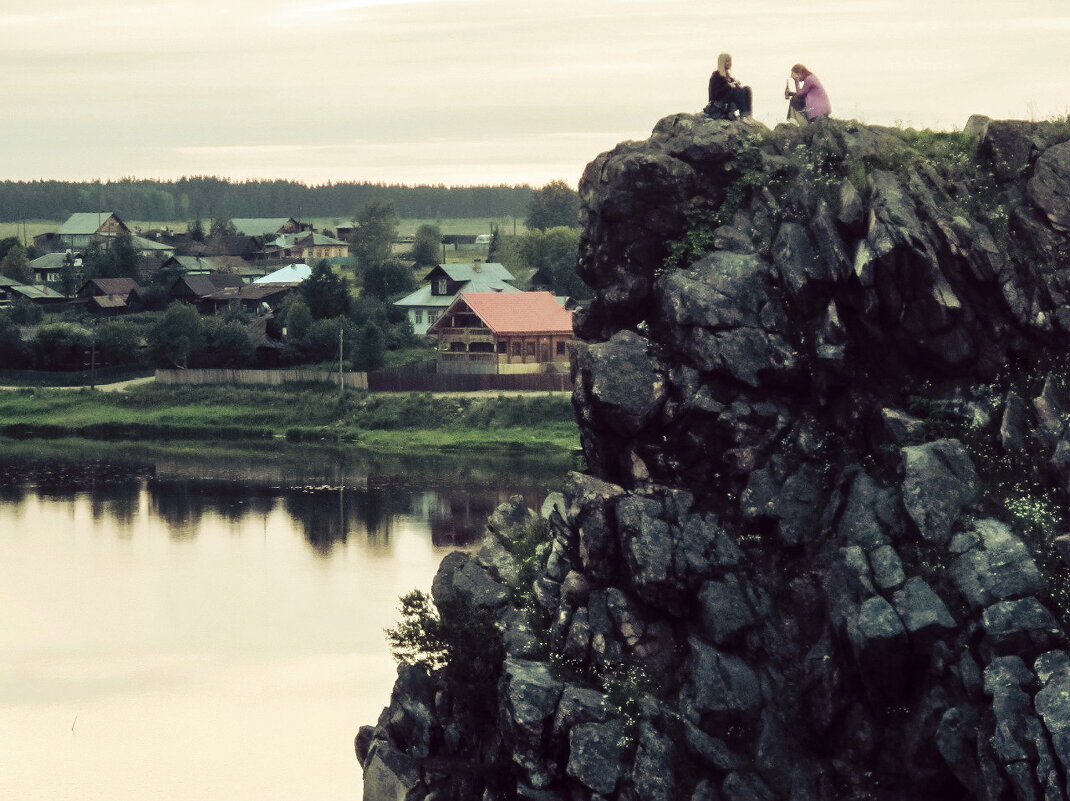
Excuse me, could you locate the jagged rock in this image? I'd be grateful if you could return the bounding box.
[361,116,1070,801]
[656,250,798,388]
[503,659,564,789]
[999,391,1033,454]
[891,576,956,645]
[362,741,426,801]
[881,408,927,444]
[1055,535,1070,569]
[722,771,777,801]
[698,578,756,645]
[566,719,626,795]
[632,722,676,801]
[868,544,906,590]
[982,120,1041,182]
[553,685,611,736]
[900,439,979,544]
[846,595,908,694]
[837,469,900,551]
[982,598,1064,659]
[573,330,665,436]
[950,518,1044,608]
[1028,141,1070,231]
[683,635,762,716]
[563,472,626,584]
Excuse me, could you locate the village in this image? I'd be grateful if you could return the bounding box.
[0,209,581,389]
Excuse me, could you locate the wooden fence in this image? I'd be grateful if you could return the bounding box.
[367,371,572,392]
[156,366,572,393]
[156,368,368,389]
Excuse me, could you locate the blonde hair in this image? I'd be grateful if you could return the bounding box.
[716,53,732,77]
[791,64,812,78]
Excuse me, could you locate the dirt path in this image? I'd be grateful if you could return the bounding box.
[0,376,156,393]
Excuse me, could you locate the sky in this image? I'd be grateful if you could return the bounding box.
[3,0,1068,187]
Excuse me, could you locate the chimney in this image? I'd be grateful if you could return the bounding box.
[472,258,483,273]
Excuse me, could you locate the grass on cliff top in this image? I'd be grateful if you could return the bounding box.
[0,385,580,454]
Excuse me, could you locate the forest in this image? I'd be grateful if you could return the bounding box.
[0,178,534,223]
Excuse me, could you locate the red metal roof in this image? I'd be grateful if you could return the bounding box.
[453,291,573,335]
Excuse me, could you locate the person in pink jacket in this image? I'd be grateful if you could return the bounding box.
[787,64,831,124]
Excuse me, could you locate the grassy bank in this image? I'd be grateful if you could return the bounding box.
[0,384,580,455]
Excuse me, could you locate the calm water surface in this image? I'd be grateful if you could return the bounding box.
[0,441,567,801]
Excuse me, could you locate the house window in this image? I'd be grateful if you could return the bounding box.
[511,342,521,356]
[525,342,535,356]
[427,312,438,325]
[556,341,566,356]
[436,278,447,295]
[496,342,506,353]
[45,273,57,282]
[413,310,423,324]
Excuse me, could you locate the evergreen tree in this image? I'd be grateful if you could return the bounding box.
[353,322,385,371]
[300,260,351,319]
[1,245,31,283]
[189,216,206,242]
[59,252,81,297]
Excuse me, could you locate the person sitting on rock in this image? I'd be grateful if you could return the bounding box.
[786,63,831,124]
[706,53,753,119]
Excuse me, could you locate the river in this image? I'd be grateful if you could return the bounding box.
[0,439,570,801]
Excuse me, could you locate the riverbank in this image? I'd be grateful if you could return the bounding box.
[0,384,581,456]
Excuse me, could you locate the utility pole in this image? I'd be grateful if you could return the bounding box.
[338,326,344,398]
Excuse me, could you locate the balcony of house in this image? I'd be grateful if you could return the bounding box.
[437,340,499,374]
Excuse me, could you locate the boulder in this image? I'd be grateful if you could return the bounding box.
[949,518,1044,608]
[566,720,626,795]
[684,636,762,715]
[900,439,979,544]
[982,598,1064,659]
[1027,141,1070,231]
[362,741,426,801]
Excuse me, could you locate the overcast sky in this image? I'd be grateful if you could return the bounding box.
[4,0,1068,187]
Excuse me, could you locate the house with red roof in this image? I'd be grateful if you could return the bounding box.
[427,291,574,373]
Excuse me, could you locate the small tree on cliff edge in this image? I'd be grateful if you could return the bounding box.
[525,180,581,231]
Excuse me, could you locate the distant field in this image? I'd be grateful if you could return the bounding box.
[0,217,528,246]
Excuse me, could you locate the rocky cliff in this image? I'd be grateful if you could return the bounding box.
[358,113,1070,801]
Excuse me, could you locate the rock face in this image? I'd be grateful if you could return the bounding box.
[360,115,1070,800]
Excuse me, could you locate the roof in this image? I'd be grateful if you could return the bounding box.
[130,235,173,252]
[394,277,520,308]
[58,212,120,236]
[202,284,296,302]
[253,263,311,284]
[30,252,75,271]
[271,232,348,248]
[231,218,299,237]
[433,291,574,335]
[88,294,128,309]
[84,278,141,295]
[8,284,66,300]
[174,272,244,297]
[202,234,262,257]
[425,262,514,283]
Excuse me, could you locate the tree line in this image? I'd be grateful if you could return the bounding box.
[0,178,535,223]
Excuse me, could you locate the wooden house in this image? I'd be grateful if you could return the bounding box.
[197,284,296,315]
[77,277,146,314]
[264,232,349,262]
[29,252,77,285]
[394,260,518,335]
[165,272,244,304]
[55,212,130,249]
[428,291,574,373]
[230,218,307,237]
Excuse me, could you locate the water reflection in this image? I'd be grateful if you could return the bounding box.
[0,438,568,554]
